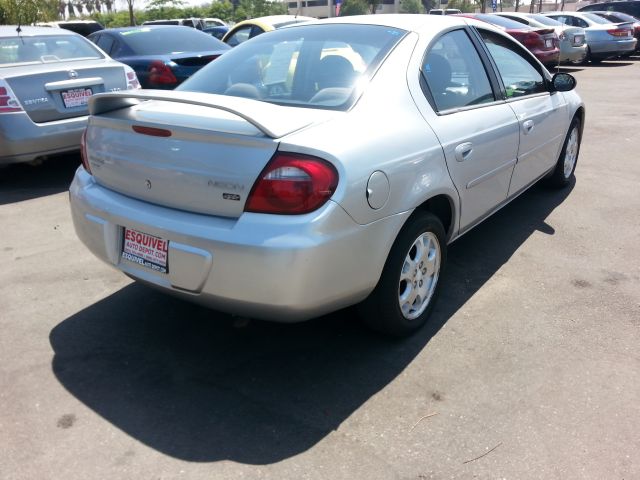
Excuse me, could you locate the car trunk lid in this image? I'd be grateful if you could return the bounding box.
[4,60,127,123]
[85,90,332,218]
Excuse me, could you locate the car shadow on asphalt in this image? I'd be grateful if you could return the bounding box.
[49,181,574,465]
[0,154,80,205]
[589,60,635,68]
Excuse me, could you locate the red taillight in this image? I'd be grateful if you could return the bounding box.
[148,60,177,85]
[124,66,141,90]
[245,153,339,215]
[522,32,543,49]
[607,28,631,37]
[132,125,172,137]
[80,128,91,174]
[0,82,23,113]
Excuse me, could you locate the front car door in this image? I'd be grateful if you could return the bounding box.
[476,28,570,196]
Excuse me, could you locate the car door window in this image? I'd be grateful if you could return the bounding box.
[478,30,545,99]
[226,26,252,46]
[421,29,495,112]
[95,34,114,55]
[249,26,266,39]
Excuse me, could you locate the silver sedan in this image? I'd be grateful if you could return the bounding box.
[543,11,637,62]
[0,26,140,166]
[492,12,588,64]
[70,15,584,336]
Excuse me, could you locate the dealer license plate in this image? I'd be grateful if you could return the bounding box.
[122,228,169,274]
[573,35,585,46]
[61,88,93,108]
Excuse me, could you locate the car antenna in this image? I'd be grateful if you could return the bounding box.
[16,24,26,44]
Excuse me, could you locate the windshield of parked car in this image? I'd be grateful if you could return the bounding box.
[117,27,229,55]
[178,24,407,111]
[528,14,563,26]
[0,34,103,65]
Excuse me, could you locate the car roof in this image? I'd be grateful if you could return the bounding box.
[303,14,472,32]
[231,15,316,30]
[94,25,197,34]
[0,25,80,37]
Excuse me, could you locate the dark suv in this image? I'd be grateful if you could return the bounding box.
[578,0,640,18]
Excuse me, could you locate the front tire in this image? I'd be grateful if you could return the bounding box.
[545,117,581,188]
[358,212,447,337]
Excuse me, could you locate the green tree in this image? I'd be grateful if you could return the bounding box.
[0,0,59,24]
[400,0,423,13]
[208,0,234,23]
[339,0,368,15]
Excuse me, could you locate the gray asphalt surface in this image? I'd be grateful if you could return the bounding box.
[1,59,639,480]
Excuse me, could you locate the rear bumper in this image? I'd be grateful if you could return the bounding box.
[559,42,588,63]
[0,112,86,165]
[589,38,637,58]
[535,49,561,66]
[69,167,409,322]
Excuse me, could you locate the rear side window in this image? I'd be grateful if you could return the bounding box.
[179,24,407,111]
[94,34,115,55]
[421,29,495,111]
[0,35,102,65]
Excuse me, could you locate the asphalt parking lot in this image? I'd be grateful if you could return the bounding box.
[1,58,639,480]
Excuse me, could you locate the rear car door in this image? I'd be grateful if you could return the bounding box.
[414,28,520,232]
[477,28,568,196]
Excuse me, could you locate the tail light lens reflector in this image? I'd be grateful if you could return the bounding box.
[80,128,91,174]
[148,60,177,86]
[124,65,141,90]
[245,153,339,215]
[607,28,631,37]
[0,80,23,113]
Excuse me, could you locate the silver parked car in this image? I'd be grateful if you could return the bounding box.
[70,15,584,336]
[543,11,637,63]
[0,26,140,166]
[492,12,588,64]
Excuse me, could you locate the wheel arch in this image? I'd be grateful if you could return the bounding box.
[574,106,585,137]
[412,193,456,242]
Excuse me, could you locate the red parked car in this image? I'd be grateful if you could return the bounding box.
[456,13,561,67]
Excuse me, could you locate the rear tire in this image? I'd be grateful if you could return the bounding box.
[545,117,581,188]
[358,212,447,337]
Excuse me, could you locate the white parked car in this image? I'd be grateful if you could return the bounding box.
[70,15,584,336]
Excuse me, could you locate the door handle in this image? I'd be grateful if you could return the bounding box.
[523,120,535,134]
[454,142,473,162]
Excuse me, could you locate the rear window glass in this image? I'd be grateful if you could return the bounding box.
[178,24,407,111]
[0,35,102,65]
[117,27,228,55]
[527,14,562,26]
[582,12,613,24]
[472,13,533,29]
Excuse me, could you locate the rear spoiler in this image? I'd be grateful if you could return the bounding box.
[89,89,321,139]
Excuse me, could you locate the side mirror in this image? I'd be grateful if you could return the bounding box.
[551,72,577,92]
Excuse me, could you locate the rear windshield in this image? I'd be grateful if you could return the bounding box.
[602,11,637,22]
[528,14,563,26]
[582,13,613,24]
[0,35,102,65]
[59,22,104,36]
[472,13,533,29]
[178,23,407,111]
[117,27,229,55]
